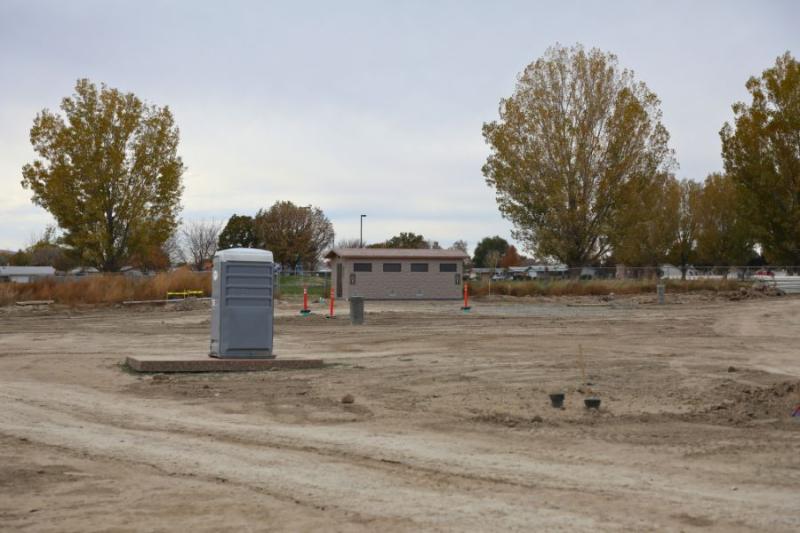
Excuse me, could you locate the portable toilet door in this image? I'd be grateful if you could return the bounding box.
[210,248,275,358]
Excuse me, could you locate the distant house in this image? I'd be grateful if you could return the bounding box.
[469,267,499,280]
[69,266,101,276]
[660,264,699,279]
[0,266,56,283]
[508,266,530,279]
[326,248,469,300]
[120,266,144,277]
[527,263,569,279]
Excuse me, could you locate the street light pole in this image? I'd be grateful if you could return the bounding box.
[360,214,367,247]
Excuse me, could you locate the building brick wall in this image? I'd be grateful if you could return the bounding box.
[332,258,463,300]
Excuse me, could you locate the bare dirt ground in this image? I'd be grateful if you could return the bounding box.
[1,293,799,532]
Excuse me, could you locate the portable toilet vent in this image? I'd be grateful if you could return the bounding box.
[210,248,275,358]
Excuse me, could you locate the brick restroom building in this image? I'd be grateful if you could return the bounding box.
[326,248,469,300]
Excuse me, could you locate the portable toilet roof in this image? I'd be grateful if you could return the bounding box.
[214,248,274,263]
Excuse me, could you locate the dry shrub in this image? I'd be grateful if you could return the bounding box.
[0,284,15,307]
[469,278,744,298]
[0,269,211,306]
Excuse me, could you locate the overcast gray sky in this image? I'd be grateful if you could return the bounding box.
[1,0,797,253]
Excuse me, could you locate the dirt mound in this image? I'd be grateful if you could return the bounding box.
[700,381,800,425]
[472,411,548,428]
[160,298,211,312]
[728,284,785,301]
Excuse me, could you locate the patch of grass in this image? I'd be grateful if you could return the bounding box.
[0,269,211,307]
[469,278,745,298]
[276,274,330,298]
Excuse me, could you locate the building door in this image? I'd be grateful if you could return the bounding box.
[336,263,343,298]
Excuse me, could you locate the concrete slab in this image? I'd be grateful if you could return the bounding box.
[125,356,324,373]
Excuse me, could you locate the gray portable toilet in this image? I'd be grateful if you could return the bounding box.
[210,248,275,358]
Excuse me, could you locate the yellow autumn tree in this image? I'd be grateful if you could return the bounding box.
[482,44,675,269]
[21,79,184,271]
[721,52,800,264]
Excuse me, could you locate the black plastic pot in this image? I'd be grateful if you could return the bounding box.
[584,397,602,409]
[549,393,565,408]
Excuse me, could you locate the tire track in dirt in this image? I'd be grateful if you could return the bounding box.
[2,381,798,531]
[0,387,587,531]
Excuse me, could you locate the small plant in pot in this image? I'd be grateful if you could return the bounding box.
[584,397,602,409]
[549,392,565,408]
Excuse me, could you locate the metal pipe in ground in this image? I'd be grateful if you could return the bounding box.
[349,296,364,325]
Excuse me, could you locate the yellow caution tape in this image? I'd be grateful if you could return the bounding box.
[166,290,205,299]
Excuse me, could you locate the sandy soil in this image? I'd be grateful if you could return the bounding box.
[1,294,799,532]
